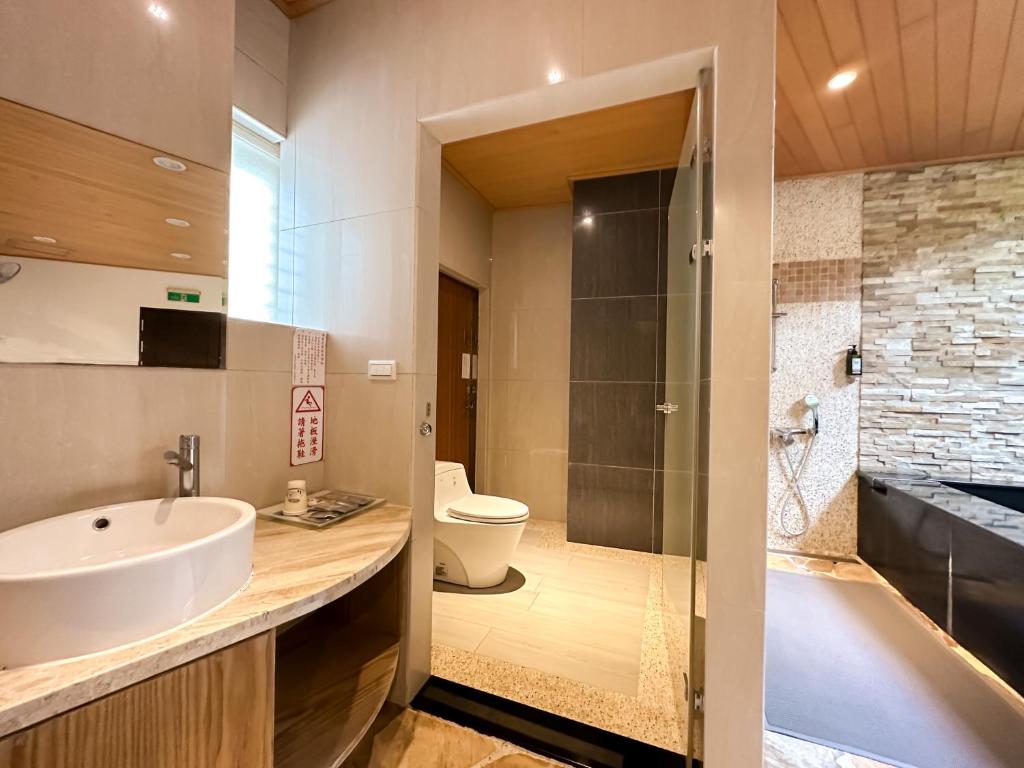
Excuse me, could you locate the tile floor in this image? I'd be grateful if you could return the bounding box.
[431,526,1024,768]
[431,519,688,753]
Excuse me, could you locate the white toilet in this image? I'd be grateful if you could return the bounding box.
[433,461,529,589]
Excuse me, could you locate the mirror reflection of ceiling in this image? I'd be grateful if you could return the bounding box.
[0,97,228,277]
[268,0,333,18]
[775,0,1024,178]
[442,91,694,210]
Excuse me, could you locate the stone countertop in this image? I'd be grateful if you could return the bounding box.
[860,471,1024,548]
[0,503,412,739]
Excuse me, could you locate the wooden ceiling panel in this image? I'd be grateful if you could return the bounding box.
[963,0,1016,155]
[777,0,1024,178]
[268,0,333,19]
[817,0,890,167]
[898,6,938,160]
[935,0,974,159]
[0,98,227,277]
[779,0,865,168]
[442,91,692,210]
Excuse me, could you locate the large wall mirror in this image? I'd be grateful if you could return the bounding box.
[0,96,230,367]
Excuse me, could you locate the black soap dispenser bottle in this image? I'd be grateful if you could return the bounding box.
[846,344,863,376]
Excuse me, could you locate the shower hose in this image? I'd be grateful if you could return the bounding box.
[776,431,816,537]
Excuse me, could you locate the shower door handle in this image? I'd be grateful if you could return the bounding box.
[656,402,679,414]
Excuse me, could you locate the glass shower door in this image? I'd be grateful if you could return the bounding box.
[659,68,711,765]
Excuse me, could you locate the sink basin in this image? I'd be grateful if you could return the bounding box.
[0,497,255,667]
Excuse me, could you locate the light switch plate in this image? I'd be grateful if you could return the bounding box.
[367,359,397,380]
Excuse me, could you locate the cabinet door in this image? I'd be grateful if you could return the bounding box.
[0,632,274,768]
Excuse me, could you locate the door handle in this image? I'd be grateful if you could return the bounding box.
[656,402,679,414]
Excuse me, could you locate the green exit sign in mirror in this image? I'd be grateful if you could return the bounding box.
[167,289,201,304]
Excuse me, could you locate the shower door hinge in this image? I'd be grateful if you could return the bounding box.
[656,402,679,414]
[694,686,705,713]
[702,239,713,257]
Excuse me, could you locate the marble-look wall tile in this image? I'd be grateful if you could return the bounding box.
[416,0,585,118]
[222,370,324,509]
[292,209,417,376]
[323,373,415,506]
[0,365,227,532]
[0,0,234,170]
[485,205,572,521]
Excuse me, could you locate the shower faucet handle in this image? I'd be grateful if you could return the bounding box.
[656,402,679,414]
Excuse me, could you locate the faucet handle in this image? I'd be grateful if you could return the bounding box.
[163,450,193,470]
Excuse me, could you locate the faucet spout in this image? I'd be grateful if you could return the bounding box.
[165,434,200,497]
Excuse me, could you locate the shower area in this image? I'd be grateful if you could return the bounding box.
[427,71,714,764]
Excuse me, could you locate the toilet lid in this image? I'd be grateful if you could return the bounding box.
[447,495,529,523]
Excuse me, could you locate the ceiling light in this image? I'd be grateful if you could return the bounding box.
[827,70,857,91]
[148,3,169,22]
[153,156,187,172]
[581,215,594,226]
[170,252,192,260]
[547,68,564,85]
[165,218,191,227]
[32,235,57,244]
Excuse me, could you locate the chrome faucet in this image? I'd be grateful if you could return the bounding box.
[164,434,200,497]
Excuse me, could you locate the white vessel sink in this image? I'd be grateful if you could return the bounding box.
[0,497,255,667]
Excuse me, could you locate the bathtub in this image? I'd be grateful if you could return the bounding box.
[858,472,1024,699]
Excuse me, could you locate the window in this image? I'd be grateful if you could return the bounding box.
[227,117,288,324]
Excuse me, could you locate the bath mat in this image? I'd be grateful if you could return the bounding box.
[765,569,1024,768]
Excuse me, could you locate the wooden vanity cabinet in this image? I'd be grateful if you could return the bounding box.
[0,551,404,768]
[0,633,275,768]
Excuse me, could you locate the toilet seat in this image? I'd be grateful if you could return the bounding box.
[446,495,529,524]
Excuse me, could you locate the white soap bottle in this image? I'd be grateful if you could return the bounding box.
[282,479,308,516]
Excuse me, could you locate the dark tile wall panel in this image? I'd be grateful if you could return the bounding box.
[572,170,659,216]
[567,464,655,552]
[571,210,660,299]
[568,382,655,469]
[568,168,677,553]
[570,297,658,382]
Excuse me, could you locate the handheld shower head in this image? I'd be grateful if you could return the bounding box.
[804,394,820,434]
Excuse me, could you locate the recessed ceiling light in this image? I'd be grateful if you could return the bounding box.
[547,68,564,85]
[165,218,191,227]
[148,3,169,22]
[170,252,192,260]
[828,70,857,91]
[153,156,187,172]
[581,215,594,226]
[32,235,58,244]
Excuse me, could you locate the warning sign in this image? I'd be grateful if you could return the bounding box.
[295,389,321,413]
[290,385,325,466]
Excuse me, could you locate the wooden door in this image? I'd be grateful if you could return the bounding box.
[436,273,479,487]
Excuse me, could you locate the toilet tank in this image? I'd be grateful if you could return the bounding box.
[434,461,471,511]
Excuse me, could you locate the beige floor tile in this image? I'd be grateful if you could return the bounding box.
[535,573,649,607]
[475,628,639,696]
[432,613,491,653]
[528,589,646,624]
[565,553,651,587]
[433,588,540,612]
[435,589,641,655]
